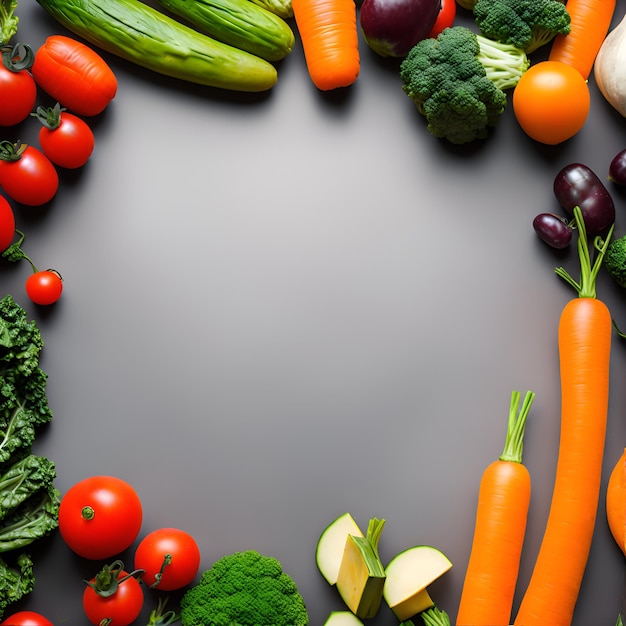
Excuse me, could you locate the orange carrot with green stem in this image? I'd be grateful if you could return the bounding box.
[291,0,360,90]
[455,390,535,626]
[549,0,616,79]
[513,205,614,626]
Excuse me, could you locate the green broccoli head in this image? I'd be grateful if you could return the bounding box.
[473,0,571,53]
[604,235,626,287]
[400,26,528,145]
[180,550,309,626]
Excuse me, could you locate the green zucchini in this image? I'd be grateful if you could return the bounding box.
[35,0,278,92]
[155,0,294,61]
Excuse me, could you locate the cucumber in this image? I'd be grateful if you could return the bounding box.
[155,0,294,61]
[35,0,278,92]
[249,0,292,20]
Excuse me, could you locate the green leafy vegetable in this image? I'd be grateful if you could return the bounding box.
[180,550,309,626]
[0,295,59,617]
[473,0,571,53]
[0,552,35,614]
[400,26,529,144]
[0,0,18,46]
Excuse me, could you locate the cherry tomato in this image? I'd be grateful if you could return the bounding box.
[25,269,63,305]
[0,44,38,127]
[0,611,54,626]
[513,60,590,145]
[32,35,117,117]
[83,563,144,626]
[0,142,59,207]
[35,104,95,169]
[134,527,201,591]
[427,0,456,38]
[59,475,143,560]
[0,195,15,253]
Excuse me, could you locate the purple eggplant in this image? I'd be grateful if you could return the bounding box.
[609,149,626,186]
[553,162,615,235]
[359,0,440,58]
[533,213,573,249]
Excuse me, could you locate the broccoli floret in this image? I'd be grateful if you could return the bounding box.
[180,550,309,626]
[473,0,571,54]
[400,26,529,145]
[604,235,626,287]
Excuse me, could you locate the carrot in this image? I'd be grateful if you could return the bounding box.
[455,390,535,626]
[549,0,616,80]
[291,0,360,90]
[513,205,615,626]
[606,447,626,557]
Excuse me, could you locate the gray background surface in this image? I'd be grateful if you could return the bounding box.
[2,0,626,623]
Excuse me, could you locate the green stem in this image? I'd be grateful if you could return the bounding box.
[554,205,614,298]
[420,605,451,626]
[1,230,38,273]
[500,390,535,463]
[366,518,385,562]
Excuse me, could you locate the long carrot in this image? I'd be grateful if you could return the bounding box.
[291,0,360,90]
[606,447,626,557]
[549,0,616,80]
[455,390,535,626]
[513,205,615,626]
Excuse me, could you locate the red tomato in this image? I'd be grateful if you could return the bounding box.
[83,567,144,626]
[32,35,117,116]
[0,195,15,253]
[0,46,38,127]
[134,527,201,590]
[0,143,58,206]
[25,269,63,305]
[427,0,456,38]
[0,611,54,626]
[38,109,95,169]
[59,475,143,560]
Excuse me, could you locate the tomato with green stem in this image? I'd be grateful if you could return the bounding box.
[58,475,143,560]
[1,229,63,305]
[32,103,95,169]
[83,560,145,626]
[0,43,37,127]
[134,527,201,591]
[0,141,58,206]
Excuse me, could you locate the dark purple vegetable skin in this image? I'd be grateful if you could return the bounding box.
[608,149,626,186]
[553,162,615,235]
[533,213,573,249]
[359,0,440,58]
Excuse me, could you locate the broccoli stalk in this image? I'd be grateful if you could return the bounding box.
[400,26,529,145]
[0,0,18,46]
[473,0,571,54]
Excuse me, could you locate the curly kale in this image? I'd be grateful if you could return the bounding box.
[0,296,59,618]
[0,552,35,615]
[0,295,44,379]
[473,0,571,54]
[400,26,529,144]
[180,550,309,626]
